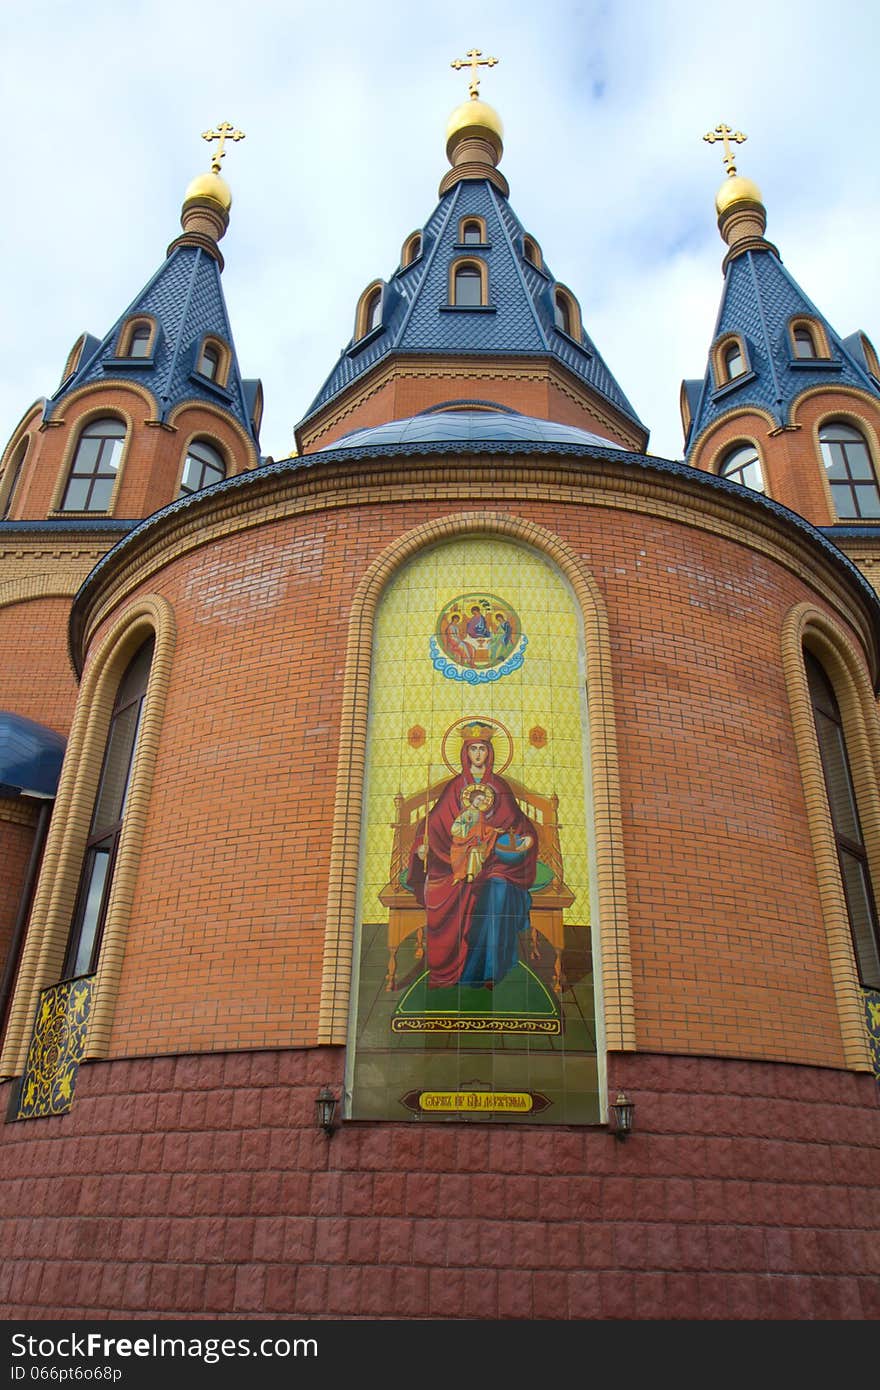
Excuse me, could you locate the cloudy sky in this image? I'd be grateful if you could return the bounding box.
[2,0,877,464]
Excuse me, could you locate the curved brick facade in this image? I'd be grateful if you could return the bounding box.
[0,1052,877,1319]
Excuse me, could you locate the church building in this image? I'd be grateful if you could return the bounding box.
[0,63,878,1320]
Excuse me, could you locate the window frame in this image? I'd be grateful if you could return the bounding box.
[805,648,880,989]
[457,215,487,247]
[116,317,157,361]
[177,437,228,497]
[58,415,127,514]
[717,440,766,493]
[61,637,155,981]
[818,419,880,520]
[0,437,28,519]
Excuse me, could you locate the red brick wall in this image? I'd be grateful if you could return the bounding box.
[8,387,252,522]
[0,1050,876,1319]
[0,815,34,995]
[78,496,857,1066]
[0,600,78,735]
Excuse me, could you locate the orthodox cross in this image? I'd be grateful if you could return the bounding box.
[450,48,499,100]
[703,123,747,177]
[201,121,246,174]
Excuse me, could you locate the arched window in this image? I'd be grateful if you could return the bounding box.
[819,422,880,519]
[723,341,745,380]
[62,334,87,384]
[523,235,541,268]
[1,439,27,519]
[793,326,817,359]
[179,439,226,496]
[129,325,152,358]
[553,289,576,337]
[719,443,765,493]
[805,650,880,987]
[454,264,482,307]
[401,232,422,267]
[365,289,382,333]
[198,343,221,380]
[461,220,482,245]
[62,637,155,979]
[61,418,125,512]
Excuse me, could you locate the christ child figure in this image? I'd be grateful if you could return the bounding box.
[450,783,498,883]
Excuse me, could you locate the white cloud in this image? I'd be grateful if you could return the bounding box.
[1,0,877,465]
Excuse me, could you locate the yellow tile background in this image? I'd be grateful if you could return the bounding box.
[363,539,590,922]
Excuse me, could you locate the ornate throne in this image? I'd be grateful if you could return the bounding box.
[378,775,576,993]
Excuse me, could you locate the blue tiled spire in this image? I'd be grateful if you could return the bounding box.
[45,241,260,446]
[298,176,645,438]
[685,242,880,454]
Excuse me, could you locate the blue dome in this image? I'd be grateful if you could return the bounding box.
[0,711,66,798]
[322,410,629,452]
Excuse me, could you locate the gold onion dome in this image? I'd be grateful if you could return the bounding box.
[715,173,763,216]
[446,99,504,161]
[184,170,232,212]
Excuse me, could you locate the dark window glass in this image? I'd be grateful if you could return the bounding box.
[1,441,27,519]
[199,344,221,380]
[793,326,816,359]
[405,235,421,264]
[554,292,572,336]
[129,325,152,358]
[179,439,226,496]
[454,266,482,307]
[720,443,764,493]
[61,418,125,512]
[63,637,155,979]
[723,342,745,379]
[819,422,880,519]
[523,238,538,266]
[806,651,880,988]
[462,221,482,245]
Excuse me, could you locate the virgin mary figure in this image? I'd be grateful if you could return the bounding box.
[407,722,539,989]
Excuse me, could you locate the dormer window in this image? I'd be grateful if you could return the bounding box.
[553,292,571,336]
[179,439,226,497]
[453,263,482,307]
[129,326,152,358]
[523,235,542,269]
[723,342,745,379]
[61,334,88,384]
[461,220,482,245]
[117,318,156,360]
[199,344,220,380]
[355,282,384,340]
[719,442,765,493]
[401,232,422,267]
[553,287,581,340]
[789,317,830,362]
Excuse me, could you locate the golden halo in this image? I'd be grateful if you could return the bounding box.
[440,715,514,776]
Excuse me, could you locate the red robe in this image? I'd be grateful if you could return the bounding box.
[407,739,538,987]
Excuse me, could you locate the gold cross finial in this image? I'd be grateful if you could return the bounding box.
[201,121,246,175]
[450,47,499,101]
[703,123,748,177]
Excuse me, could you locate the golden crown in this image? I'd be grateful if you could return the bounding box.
[459,721,496,741]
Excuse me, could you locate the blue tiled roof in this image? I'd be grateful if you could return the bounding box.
[46,246,260,445]
[299,179,645,436]
[324,409,627,451]
[0,711,66,797]
[686,247,880,451]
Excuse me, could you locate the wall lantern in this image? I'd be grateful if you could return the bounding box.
[316,1085,339,1136]
[610,1090,635,1140]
